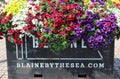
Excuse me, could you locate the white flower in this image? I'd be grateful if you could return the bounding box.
[11,4,28,30]
[0,2,5,13]
[19,34,24,38]
[11,2,44,37]
[32,19,38,25]
[39,21,44,26]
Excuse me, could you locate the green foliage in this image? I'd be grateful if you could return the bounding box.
[47,34,70,52]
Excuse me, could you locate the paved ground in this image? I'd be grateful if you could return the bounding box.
[114,39,120,79]
[0,38,7,79]
[0,38,120,79]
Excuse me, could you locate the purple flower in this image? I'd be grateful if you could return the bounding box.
[93,14,100,20]
[96,22,101,27]
[86,11,93,17]
[58,0,64,2]
[44,28,51,33]
[78,20,82,24]
[111,23,117,29]
[99,1,105,5]
[108,39,113,44]
[96,35,103,42]
[86,24,92,31]
[91,0,105,5]
[105,18,110,21]
[106,28,111,32]
[76,6,119,49]
[28,0,33,2]
[91,0,96,2]
[75,26,83,38]
[110,14,116,19]
[88,37,94,43]
[76,6,82,11]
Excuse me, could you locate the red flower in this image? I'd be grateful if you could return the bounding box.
[6,14,12,22]
[44,22,49,27]
[66,14,76,21]
[54,17,60,23]
[53,29,58,34]
[59,30,64,34]
[77,24,81,27]
[62,5,67,11]
[50,7,55,12]
[53,23,58,27]
[77,11,83,16]
[1,16,6,24]
[89,5,93,9]
[63,0,68,2]
[93,2,97,7]
[31,16,36,19]
[31,3,35,6]
[1,12,6,15]
[23,26,29,32]
[69,4,75,10]
[37,32,41,39]
[45,13,51,19]
[39,42,46,48]
[26,18,31,23]
[66,27,73,32]
[29,25,34,30]
[13,30,21,39]
[8,30,14,35]
[64,34,68,38]
[100,9,104,13]
[35,5,40,11]
[0,32,4,39]
[27,13,32,16]
[59,31,66,37]
[29,7,32,10]
[18,40,23,44]
[0,32,4,36]
[7,37,11,41]
[105,22,111,27]
[49,2,55,7]
[14,39,17,44]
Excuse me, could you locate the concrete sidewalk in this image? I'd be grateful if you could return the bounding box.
[0,38,120,79]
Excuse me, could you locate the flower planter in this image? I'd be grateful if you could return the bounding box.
[6,36,114,79]
[1,0,120,79]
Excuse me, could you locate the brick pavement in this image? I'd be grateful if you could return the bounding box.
[0,38,120,79]
[0,38,7,79]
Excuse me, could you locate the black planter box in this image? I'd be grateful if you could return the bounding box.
[6,36,114,79]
